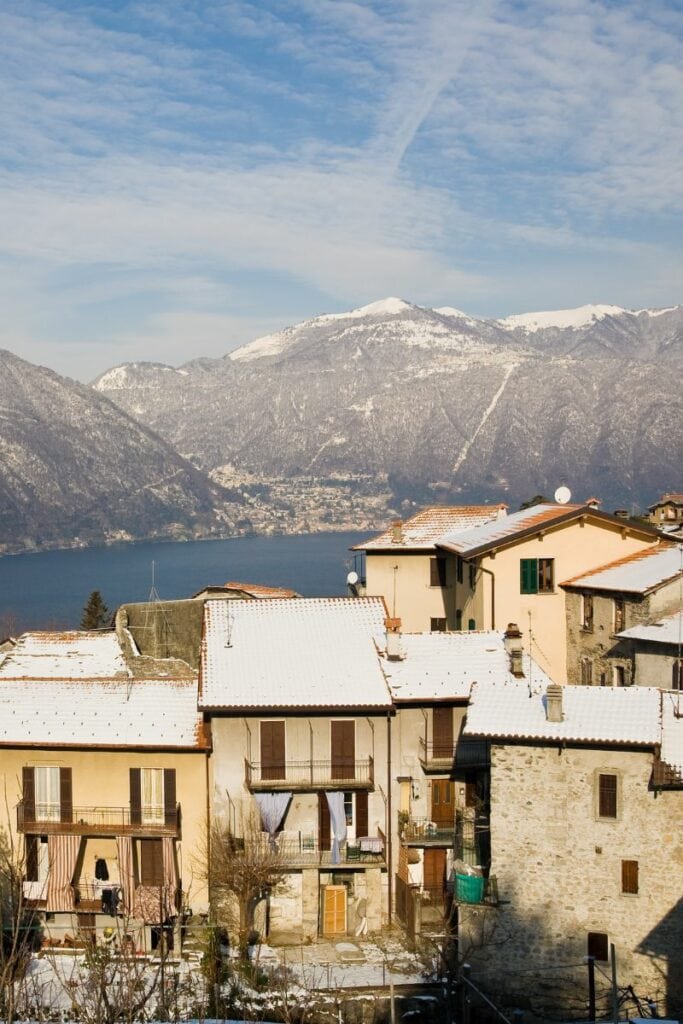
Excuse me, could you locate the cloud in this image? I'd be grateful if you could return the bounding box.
[0,0,680,379]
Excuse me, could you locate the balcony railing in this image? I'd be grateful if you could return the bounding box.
[418,738,490,770]
[245,758,374,791]
[16,801,180,837]
[400,815,455,844]
[243,830,385,867]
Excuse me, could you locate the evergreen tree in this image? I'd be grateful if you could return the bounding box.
[80,591,110,630]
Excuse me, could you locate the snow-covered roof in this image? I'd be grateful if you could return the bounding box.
[660,690,683,777]
[649,493,683,509]
[0,678,204,748]
[617,610,683,645]
[381,631,553,701]
[0,631,129,679]
[463,679,661,746]
[200,597,392,710]
[561,543,681,594]
[354,505,506,551]
[437,503,585,556]
[199,581,300,599]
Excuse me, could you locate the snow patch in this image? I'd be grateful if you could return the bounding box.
[497,304,626,333]
[322,297,414,320]
[435,306,479,325]
[635,305,681,318]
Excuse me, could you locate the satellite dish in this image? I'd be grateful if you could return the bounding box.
[347,571,359,586]
[554,485,572,505]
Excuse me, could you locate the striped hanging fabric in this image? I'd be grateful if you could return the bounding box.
[46,835,81,912]
[162,837,177,919]
[116,835,135,916]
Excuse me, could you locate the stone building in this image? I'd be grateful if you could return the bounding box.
[562,543,682,686]
[460,680,683,1019]
[648,492,683,528]
[617,609,683,689]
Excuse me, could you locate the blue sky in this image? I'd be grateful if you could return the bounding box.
[1,0,681,380]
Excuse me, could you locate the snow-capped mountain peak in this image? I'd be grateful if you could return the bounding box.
[497,304,626,333]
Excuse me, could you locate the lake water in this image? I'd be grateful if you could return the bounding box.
[0,532,367,633]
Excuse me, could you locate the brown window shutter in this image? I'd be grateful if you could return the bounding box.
[25,836,39,882]
[130,768,142,826]
[621,860,638,894]
[319,793,331,850]
[60,767,73,823]
[22,767,35,822]
[598,774,617,818]
[355,791,368,837]
[140,839,164,886]
[164,769,176,828]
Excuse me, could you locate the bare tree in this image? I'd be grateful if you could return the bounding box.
[208,814,287,961]
[0,825,42,1024]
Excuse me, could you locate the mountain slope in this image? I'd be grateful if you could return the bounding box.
[0,350,243,554]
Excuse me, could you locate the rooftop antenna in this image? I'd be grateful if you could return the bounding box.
[138,559,175,661]
[554,485,571,505]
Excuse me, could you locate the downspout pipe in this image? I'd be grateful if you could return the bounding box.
[386,709,392,927]
[476,562,496,629]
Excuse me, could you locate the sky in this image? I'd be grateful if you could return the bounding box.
[1,0,681,381]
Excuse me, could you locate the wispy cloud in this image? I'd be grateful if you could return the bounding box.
[0,0,680,379]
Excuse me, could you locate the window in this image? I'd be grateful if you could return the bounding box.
[587,932,609,962]
[341,791,368,840]
[430,617,447,632]
[141,768,165,825]
[469,563,476,589]
[673,660,683,691]
[581,594,594,632]
[520,558,554,594]
[598,773,618,819]
[613,598,625,634]
[456,557,464,585]
[140,839,164,886]
[430,558,447,587]
[34,767,61,822]
[455,609,463,630]
[581,658,593,686]
[468,618,476,631]
[621,860,638,895]
[613,664,628,687]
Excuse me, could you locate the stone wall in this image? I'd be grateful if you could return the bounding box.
[461,743,683,1019]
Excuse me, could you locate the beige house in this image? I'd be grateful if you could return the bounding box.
[461,680,683,1019]
[199,597,393,942]
[648,492,683,528]
[0,631,209,952]
[358,503,660,683]
[562,543,683,686]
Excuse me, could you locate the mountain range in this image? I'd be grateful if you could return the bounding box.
[0,299,680,554]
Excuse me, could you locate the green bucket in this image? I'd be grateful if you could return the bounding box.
[455,873,485,903]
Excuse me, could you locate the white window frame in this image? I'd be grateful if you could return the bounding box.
[140,768,165,825]
[34,766,60,822]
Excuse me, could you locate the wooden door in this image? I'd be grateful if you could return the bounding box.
[431,780,454,826]
[318,793,331,852]
[423,848,447,896]
[331,721,355,780]
[261,721,286,781]
[432,707,453,759]
[323,885,347,936]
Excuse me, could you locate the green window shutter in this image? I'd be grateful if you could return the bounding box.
[520,559,538,594]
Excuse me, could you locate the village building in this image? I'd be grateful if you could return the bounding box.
[199,597,393,942]
[0,631,209,952]
[460,680,683,1019]
[648,492,683,529]
[357,503,660,683]
[617,609,683,690]
[562,543,683,686]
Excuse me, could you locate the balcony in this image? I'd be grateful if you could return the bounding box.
[418,738,490,772]
[245,758,374,791]
[16,801,180,838]
[246,830,386,868]
[400,815,455,846]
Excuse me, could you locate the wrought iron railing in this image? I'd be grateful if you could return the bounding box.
[16,801,180,836]
[401,815,455,842]
[241,831,385,866]
[245,757,374,789]
[419,737,490,768]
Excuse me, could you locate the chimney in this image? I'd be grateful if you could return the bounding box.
[585,496,601,509]
[385,616,404,661]
[391,520,404,543]
[545,683,564,723]
[503,622,524,677]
